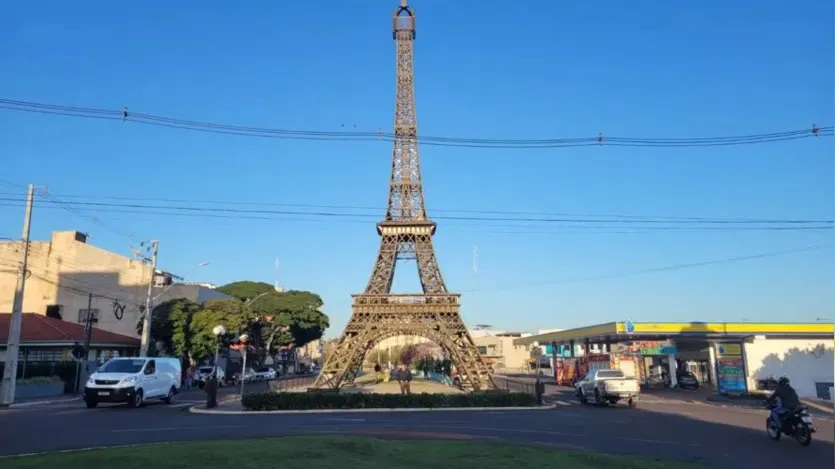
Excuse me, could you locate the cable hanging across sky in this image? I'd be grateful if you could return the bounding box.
[0,196,830,232]
[0,98,831,149]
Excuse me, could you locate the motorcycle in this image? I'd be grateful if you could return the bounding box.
[764,401,815,446]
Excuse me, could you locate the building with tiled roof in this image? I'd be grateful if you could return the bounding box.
[0,313,139,363]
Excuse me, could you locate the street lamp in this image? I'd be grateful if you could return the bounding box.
[212,325,226,370]
[206,325,226,409]
[239,333,249,398]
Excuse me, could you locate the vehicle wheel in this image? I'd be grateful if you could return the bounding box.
[628,398,637,408]
[578,390,587,405]
[594,389,606,406]
[162,386,175,404]
[128,389,143,408]
[766,417,781,441]
[85,400,98,409]
[795,424,812,446]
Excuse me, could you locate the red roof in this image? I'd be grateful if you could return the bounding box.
[0,313,140,346]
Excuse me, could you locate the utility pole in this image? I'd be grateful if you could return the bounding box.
[82,293,94,354]
[0,184,35,407]
[138,240,159,357]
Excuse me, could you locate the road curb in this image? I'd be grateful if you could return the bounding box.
[189,403,558,415]
[8,397,81,408]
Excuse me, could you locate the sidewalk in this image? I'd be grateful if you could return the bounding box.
[7,395,81,408]
[705,393,834,415]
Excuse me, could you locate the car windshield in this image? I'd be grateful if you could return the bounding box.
[100,359,146,373]
[198,367,214,374]
[598,370,625,378]
[257,368,271,372]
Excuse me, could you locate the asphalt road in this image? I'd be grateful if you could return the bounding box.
[1,388,832,468]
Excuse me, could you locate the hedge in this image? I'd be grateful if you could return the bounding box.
[242,391,537,411]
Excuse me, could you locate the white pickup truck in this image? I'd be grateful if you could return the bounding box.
[575,369,640,408]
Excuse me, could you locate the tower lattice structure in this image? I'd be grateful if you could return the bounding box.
[312,1,495,392]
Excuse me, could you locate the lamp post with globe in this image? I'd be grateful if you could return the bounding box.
[206,325,226,408]
[239,333,249,398]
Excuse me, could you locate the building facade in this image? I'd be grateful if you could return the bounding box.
[473,331,533,371]
[0,231,153,339]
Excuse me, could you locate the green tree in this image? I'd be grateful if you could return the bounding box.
[136,299,202,362]
[216,281,274,302]
[216,281,329,352]
[188,299,255,363]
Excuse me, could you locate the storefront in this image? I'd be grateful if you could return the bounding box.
[515,321,834,398]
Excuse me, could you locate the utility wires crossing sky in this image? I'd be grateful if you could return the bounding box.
[1,98,831,149]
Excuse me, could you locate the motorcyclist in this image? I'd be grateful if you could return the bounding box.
[765,376,800,426]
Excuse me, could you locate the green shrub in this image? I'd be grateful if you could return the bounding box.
[17,375,63,385]
[242,391,537,411]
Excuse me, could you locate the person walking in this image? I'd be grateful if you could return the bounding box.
[399,364,413,395]
[185,365,195,390]
[392,365,402,391]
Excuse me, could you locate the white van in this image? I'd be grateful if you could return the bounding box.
[83,357,182,409]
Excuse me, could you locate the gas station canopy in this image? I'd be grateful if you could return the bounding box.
[513,321,834,347]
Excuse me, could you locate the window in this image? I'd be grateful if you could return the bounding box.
[598,370,625,378]
[77,308,100,323]
[144,360,156,375]
[45,305,62,320]
[477,346,488,355]
[18,349,63,362]
[101,359,146,373]
[98,350,121,363]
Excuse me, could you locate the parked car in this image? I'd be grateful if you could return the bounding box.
[233,368,257,385]
[576,369,640,408]
[195,365,226,388]
[83,357,181,409]
[253,367,277,381]
[676,371,699,389]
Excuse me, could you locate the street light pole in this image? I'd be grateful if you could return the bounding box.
[239,334,249,399]
[206,325,226,409]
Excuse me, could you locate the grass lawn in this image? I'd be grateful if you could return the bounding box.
[2,436,701,469]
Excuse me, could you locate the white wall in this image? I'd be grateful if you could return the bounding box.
[744,338,834,398]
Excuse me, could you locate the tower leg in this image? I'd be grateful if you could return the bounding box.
[413,233,447,294]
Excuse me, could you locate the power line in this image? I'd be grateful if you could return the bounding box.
[0,197,829,230]
[0,178,139,242]
[0,190,822,223]
[1,98,831,149]
[462,244,834,293]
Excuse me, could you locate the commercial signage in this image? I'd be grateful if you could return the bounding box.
[715,342,746,393]
[624,341,676,356]
[716,357,747,393]
[716,343,742,356]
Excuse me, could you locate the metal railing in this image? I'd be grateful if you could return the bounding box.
[268,374,317,392]
[491,375,536,394]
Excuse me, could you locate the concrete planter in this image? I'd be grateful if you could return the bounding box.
[15,381,66,400]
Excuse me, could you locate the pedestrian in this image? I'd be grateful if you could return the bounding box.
[392,365,401,389]
[185,365,194,390]
[399,364,412,395]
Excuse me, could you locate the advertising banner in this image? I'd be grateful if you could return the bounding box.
[716,356,747,393]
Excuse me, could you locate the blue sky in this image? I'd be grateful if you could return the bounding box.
[1,0,833,336]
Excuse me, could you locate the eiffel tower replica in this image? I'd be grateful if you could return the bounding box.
[311,1,495,392]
